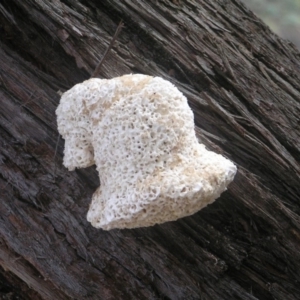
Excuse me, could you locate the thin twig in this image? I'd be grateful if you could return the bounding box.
[53,134,60,177]
[91,20,124,78]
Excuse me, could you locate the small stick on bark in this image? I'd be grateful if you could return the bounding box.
[52,134,60,178]
[91,20,124,78]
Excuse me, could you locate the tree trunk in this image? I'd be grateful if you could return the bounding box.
[1,0,300,299]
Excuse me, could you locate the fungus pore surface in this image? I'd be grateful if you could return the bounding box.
[56,74,237,230]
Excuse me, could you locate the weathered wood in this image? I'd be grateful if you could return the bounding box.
[0,0,300,299]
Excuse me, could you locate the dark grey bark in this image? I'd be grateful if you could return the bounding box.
[0,0,300,299]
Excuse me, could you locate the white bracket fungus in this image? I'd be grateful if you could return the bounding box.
[56,74,237,230]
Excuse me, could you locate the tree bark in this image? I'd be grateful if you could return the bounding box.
[1,0,300,299]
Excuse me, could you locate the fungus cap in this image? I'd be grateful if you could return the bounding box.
[56,74,236,230]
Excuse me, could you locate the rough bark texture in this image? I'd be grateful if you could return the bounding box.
[1,0,300,299]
